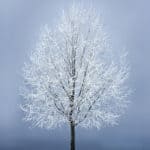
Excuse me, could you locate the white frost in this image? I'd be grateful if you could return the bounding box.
[20,4,130,129]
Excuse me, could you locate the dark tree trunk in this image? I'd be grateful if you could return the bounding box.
[70,123,75,150]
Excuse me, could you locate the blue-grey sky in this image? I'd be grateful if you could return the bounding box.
[0,0,150,149]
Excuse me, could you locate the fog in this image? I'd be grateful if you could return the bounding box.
[0,0,150,149]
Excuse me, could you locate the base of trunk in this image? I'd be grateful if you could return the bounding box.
[70,124,75,150]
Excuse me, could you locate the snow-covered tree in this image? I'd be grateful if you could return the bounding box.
[20,4,130,150]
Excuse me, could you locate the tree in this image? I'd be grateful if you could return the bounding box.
[20,4,130,150]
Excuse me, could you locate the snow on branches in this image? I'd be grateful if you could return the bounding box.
[20,4,130,129]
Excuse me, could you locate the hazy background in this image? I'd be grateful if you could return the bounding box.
[0,0,150,149]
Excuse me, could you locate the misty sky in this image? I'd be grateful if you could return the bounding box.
[0,0,150,149]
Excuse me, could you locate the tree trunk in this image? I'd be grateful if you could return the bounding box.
[70,123,75,150]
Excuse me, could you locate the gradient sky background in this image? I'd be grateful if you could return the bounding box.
[0,0,150,149]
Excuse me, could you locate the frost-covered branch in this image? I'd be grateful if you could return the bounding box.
[20,4,130,129]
